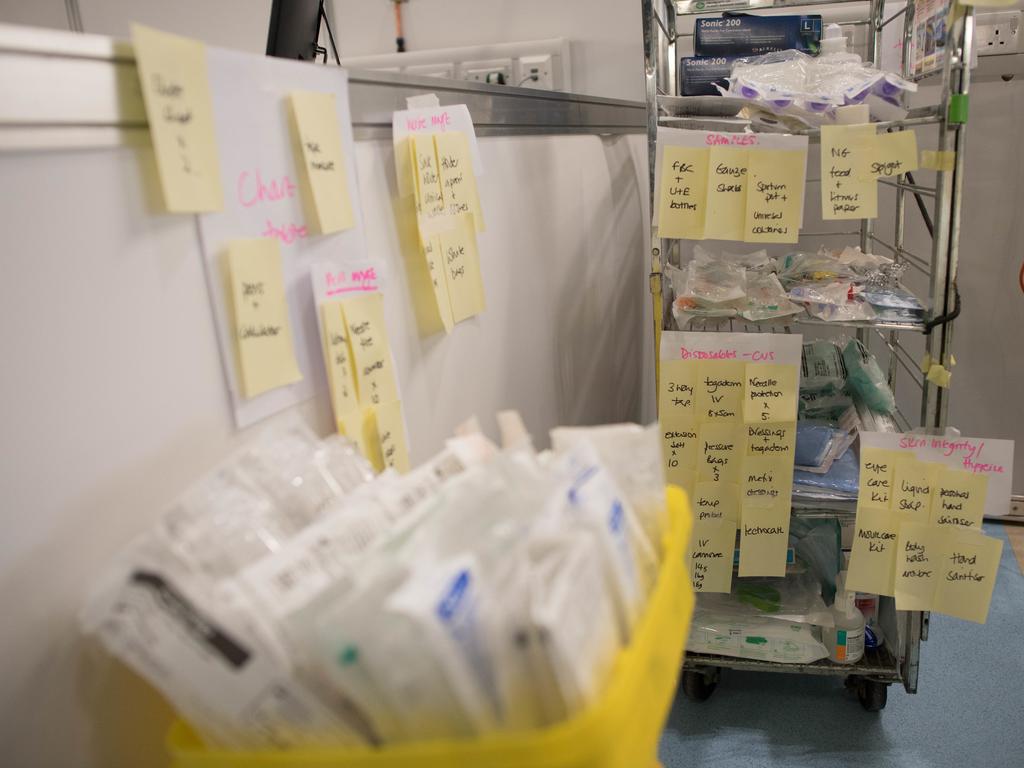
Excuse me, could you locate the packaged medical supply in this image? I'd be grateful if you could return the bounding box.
[740,269,803,321]
[688,611,829,664]
[793,446,860,498]
[694,15,823,57]
[801,339,847,393]
[696,571,832,627]
[823,572,866,664]
[842,338,896,414]
[679,56,736,96]
[799,389,855,421]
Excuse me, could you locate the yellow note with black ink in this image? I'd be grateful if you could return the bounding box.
[895,520,941,611]
[341,293,400,408]
[698,422,742,485]
[863,130,919,179]
[932,527,1003,624]
[741,455,793,510]
[225,238,302,399]
[131,24,223,212]
[657,146,709,239]
[320,302,358,416]
[704,147,748,241]
[744,422,795,461]
[412,133,445,218]
[891,459,936,523]
[692,481,739,524]
[820,124,877,220]
[374,400,410,474]
[438,213,486,323]
[847,506,900,596]
[745,149,806,243]
[434,131,484,231]
[659,360,698,422]
[743,363,798,424]
[738,505,789,578]
[695,360,744,423]
[289,91,355,233]
[858,447,903,510]
[423,235,454,333]
[660,410,699,493]
[688,518,737,593]
[931,467,988,529]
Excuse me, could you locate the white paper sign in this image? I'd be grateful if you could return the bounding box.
[660,330,803,368]
[391,103,483,197]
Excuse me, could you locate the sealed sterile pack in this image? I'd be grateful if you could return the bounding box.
[688,611,829,664]
[842,338,896,414]
[740,270,803,322]
[800,339,847,393]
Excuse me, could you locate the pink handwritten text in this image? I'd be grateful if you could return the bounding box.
[679,348,737,360]
[325,267,379,296]
[405,111,453,133]
[706,133,758,147]
[238,170,297,208]
[261,219,307,245]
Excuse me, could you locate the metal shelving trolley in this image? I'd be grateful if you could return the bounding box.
[642,0,974,709]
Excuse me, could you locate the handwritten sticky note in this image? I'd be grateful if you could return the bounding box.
[657,146,709,239]
[847,506,900,596]
[895,520,941,611]
[374,400,410,474]
[434,131,485,231]
[320,302,358,416]
[931,467,988,528]
[131,24,223,212]
[337,407,380,468]
[289,91,355,234]
[692,481,740,524]
[743,364,798,423]
[224,239,302,399]
[688,518,737,593]
[704,147,748,241]
[820,124,877,220]
[438,213,485,323]
[932,527,1003,623]
[423,235,454,333]
[659,360,698,422]
[341,293,400,408]
[738,505,789,577]
[742,455,793,510]
[858,447,903,510]
[695,360,745,422]
[698,422,742,485]
[745,422,795,460]
[891,459,937,523]
[395,138,418,209]
[659,411,699,491]
[863,130,919,179]
[744,149,805,243]
[412,133,445,218]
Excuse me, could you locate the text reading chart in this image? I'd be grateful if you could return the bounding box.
[654,127,808,243]
[820,124,878,221]
[131,25,223,212]
[392,104,483,199]
[846,432,1012,621]
[235,170,308,246]
[660,331,802,584]
[289,91,356,234]
[224,238,302,399]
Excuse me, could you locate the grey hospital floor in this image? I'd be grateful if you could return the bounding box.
[659,522,1024,768]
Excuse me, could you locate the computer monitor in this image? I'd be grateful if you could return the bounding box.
[266,0,325,61]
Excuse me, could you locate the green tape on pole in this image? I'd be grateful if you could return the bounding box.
[948,94,969,125]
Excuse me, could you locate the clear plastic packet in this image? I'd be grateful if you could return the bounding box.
[688,611,828,664]
[739,270,803,321]
[694,571,832,627]
[788,282,877,322]
[694,244,772,272]
[777,250,859,286]
[800,339,847,394]
[684,256,748,306]
[842,338,896,414]
[799,389,855,421]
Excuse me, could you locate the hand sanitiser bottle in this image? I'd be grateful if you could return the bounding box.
[825,572,865,664]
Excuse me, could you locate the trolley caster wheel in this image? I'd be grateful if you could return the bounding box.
[855,679,888,712]
[682,669,719,702]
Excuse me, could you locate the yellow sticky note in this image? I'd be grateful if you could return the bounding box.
[659,412,700,491]
[743,363,798,424]
[846,506,900,596]
[933,527,1003,623]
[891,459,937,523]
[438,213,486,323]
[320,302,358,417]
[927,363,952,388]
[658,360,698,422]
[289,91,355,234]
[858,447,903,510]
[895,520,941,611]
[704,147,748,241]
[692,481,740,524]
[224,238,302,399]
[958,0,1016,9]
[412,133,445,219]
[395,138,418,207]
[374,400,410,474]
[932,468,988,528]
[744,422,795,460]
[820,125,877,221]
[921,150,955,172]
[695,360,745,422]
[741,455,793,511]
[863,130,919,179]
[657,146,710,239]
[337,407,380,469]
[341,293,400,408]
[434,131,485,231]
[131,24,223,212]
[698,422,742,485]
[423,235,454,333]
[738,505,789,577]
[744,148,806,243]
[688,518,737,593]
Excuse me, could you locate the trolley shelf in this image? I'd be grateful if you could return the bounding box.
[676,315,928,334]
[684,645,901,680]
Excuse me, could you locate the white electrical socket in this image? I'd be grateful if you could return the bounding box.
[976,11,1022,56]
[460,58,513,85]
[517,54,554,89]
[403,63,456,79]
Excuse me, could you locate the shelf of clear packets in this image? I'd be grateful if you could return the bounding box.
[168,486,694,768]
